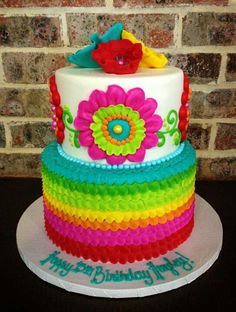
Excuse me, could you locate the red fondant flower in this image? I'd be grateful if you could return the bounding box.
[91,39,143,75]
[178,74,191,142]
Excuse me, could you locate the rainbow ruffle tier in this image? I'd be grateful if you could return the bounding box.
[41,140,196,264]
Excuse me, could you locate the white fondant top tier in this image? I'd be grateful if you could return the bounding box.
[55,66,184,165]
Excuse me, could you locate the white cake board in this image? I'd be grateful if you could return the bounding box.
[16,194,223,298]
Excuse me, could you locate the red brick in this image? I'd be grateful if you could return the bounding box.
[170,53,221,83]
[0,88,50,117]
[10,122,54,148]
[0,153,41,177]
[183,13,236,46]
[0,0,105,7]
[191,89,236,118]
[67,13,176,48]
[187,123,211,149]
[0,123,6,148]
[0,16,62,47]
[215,123,236,150]
[226,54,236,81]
[197,157,236,180]
[2,53,68,84]
[113,0,228,8]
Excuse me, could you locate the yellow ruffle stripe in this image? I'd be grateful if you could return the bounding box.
[43,188,194,223]
[44,194,194,231]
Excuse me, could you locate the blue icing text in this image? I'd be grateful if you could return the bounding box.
[39,250,195,286]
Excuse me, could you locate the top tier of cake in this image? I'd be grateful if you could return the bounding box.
[51,65,189,166]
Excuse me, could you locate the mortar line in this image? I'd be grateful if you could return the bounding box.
[0,147,43,154]
[0,116,235,124]
[0,83,48,89]
[0,81,235,90]
[196,149,236,158]
[0,52,5,85]
[2,122,12,149]
[0,117,51,122]
[105,0,114,9]
[190,118,236,124]
[1,45,236,54]
[60,12,70,47]
[208,122,218,151]
[0,147,235,158]
[174,11,185,50]
[1,5,236,15]
[217,53,227,84]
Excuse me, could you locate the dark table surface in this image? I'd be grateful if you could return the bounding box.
[1,178,235,311]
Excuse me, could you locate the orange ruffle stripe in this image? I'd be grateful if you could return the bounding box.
[44,194,194,232]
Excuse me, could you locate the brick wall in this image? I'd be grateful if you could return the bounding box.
[0,0,236,179]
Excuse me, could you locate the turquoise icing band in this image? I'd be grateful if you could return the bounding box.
[42,140,196,185]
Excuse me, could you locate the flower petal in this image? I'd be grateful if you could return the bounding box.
[88,143,106,160]
[125,88,145,110]
[106,155,126,165]
[74,117,91,131]
[89,90,108,108]
[127,146,146,162]
[78,130,94,147]
[77,101,93,121]
[106,85,126,105]
[145,115,163,132]
[138,98,157,119]
[142,133,158,149]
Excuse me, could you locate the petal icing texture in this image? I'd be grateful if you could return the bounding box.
[106,155,126,165]
[78,130,93,147]
[74,118,91,131]
[145,115,163,132]
[88,143,106,160]
[138,98,158,119]
[89,90,108,108]
[106,85,127,105]
[125,88,145,110]
[76,100,93,122]
[127,146,146,162]
[142,133,158,149]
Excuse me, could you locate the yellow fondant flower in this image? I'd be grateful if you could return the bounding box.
[122,30,168,68]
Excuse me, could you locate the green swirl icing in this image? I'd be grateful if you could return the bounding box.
[62,105,80,148]
[157,109,181,148]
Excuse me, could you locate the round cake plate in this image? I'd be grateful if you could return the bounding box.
[16,194,223,298]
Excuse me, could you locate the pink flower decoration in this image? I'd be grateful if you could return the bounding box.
[74,85,163,165]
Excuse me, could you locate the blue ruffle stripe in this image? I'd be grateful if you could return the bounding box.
[41,140,196,185]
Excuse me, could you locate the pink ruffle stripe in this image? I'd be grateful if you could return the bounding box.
[44,202,195,247]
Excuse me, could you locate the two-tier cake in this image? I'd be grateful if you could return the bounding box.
[41,23,196,264]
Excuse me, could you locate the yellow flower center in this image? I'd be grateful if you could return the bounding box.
[113,125,123,134]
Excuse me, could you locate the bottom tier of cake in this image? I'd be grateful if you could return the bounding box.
[41,140,196,264]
